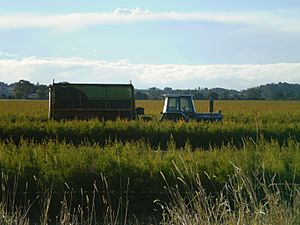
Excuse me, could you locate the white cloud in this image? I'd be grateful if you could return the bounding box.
[0,51,20,59]
[113,8,151,15]
[0,56,299,89]
[0,8,299,33]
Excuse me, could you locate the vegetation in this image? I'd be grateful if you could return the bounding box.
[0,80,48,99]
[159,167,300,225]
[1,137,299,192]
[1,167,299,224]
[136,82,300,100]
[0,138,299,224]
[0,100,300,149]
[0,99,299,223]
[1,80,300,100]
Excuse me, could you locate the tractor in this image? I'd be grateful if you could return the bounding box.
[160,94,223,122]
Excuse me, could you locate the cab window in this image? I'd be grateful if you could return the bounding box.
[167,98,179,111]
[180,97,193,112]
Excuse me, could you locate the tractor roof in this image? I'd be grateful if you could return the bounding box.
[163,94,193,98]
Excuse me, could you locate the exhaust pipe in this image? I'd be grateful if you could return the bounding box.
[209,98,214,113]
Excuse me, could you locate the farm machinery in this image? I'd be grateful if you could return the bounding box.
[48,82,145,120]
[160,94,223,122]
[49,83,222,122]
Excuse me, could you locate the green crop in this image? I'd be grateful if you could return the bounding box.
[0,99,299,223]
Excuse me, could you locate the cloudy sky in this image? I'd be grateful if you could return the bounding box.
[0,0,300,89]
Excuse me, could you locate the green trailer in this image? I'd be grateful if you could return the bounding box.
[49,83,139,120]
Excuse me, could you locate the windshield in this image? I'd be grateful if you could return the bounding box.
[166,96,195,113]
[179,97,194,112]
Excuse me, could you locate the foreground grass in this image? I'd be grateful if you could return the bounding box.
[0,139,299,193]
[0,139,299,224]
[1,160,299,224]
[159,168,300,225]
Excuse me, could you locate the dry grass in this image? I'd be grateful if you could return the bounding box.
[1,168,299,225]
[158,166,300,225]
[1,99,300,117]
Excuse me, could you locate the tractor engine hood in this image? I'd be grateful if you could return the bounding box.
[194,112,223,122]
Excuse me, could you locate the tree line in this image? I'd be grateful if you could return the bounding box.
[0,80,48,99]
[136,82,300,100]
[0,80,300,100]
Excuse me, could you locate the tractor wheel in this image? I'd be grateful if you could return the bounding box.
[160,113,187,122]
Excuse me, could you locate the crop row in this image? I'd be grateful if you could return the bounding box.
[0,118,300,149]
[1,138,299,191]
[1,100,300,119]
[0,139,299,208]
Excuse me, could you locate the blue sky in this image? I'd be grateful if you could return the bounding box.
[0,0,299,89]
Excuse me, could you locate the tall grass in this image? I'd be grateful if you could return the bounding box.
[159,167,300,225]
[1,100,300,149]
[0,173,135,224]
[1,117,300,149]
[0,100,299,223]
[0,158,299,224]
[0,139,299,205]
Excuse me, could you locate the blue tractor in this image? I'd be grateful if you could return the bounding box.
[160,95,223,122]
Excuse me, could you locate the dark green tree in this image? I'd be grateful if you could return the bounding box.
[207,92,219,100]
[135,91,149,100]
[13,80,35,99]
[148,87,162,100]
[35,84,48,99]
[193,92,205,100]
[275,92,286,100]
[244,87,262,100]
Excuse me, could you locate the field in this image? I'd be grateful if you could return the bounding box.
[0,100,300,224]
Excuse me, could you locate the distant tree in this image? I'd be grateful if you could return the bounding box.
[207,92,219,100]
[0,82,8,98]
[285,92,295,100]
[221,90,230,100]
[231,93,242,100]
[163,87,172,93]
[35,84,48,99]
[148,87,162,100]
[244,87,263,100]
[13,80,35,99]
[2,80,299,101]
[275,92,286,100]
[135,91,149,100]
[193,92,205,100]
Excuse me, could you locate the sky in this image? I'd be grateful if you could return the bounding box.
[0,0,300,89]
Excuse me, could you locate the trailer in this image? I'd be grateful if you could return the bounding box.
[49,83,141,120]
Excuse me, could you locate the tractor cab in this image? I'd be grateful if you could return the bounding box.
[160,94,223,122]
[162,95,195,120]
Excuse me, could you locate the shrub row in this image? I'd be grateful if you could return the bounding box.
[0,119,300,149]
[0,139,299,194]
